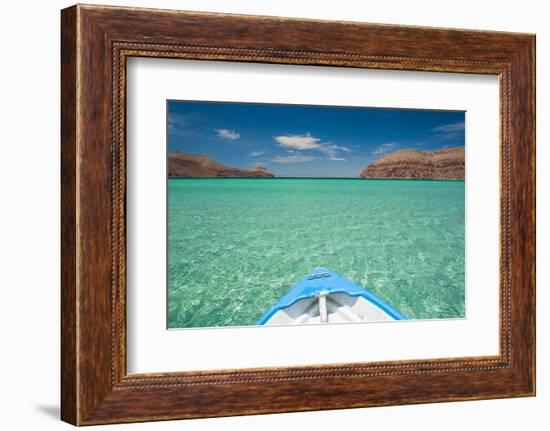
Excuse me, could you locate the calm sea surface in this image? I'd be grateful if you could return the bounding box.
[167,178,465,328]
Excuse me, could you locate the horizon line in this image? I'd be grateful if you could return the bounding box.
[168,176,465,181]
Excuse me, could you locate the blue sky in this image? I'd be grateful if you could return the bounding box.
[167,100,465,177]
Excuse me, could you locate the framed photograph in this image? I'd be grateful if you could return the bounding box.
[61,4,535,425]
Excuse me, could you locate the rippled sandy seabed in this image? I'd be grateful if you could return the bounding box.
[167,178,465,329]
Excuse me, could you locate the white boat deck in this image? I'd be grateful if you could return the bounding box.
[264,292,397,325]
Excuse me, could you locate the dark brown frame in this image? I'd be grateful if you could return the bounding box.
[61,4,536,426]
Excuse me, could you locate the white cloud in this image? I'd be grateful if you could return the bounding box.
[318,143,351,160]
[273,134,351,161]
[272,154,315,163]
[372,142,398,155]
[431,121,465,142]
[168,113,191,129]
[215,128,240,141]
[431,121,465,134]
[328,144,352,153]
[249,151,265,157]
[274,133,321,150]
[167,113,198,136]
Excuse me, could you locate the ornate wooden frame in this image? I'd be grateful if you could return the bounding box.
[61,4,536,425]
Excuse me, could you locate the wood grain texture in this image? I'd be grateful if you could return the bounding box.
[60,5,78,425]
[60,4,536,425]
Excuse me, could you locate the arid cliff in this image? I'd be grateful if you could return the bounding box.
[168,151,274,178]
[360,147,465,180]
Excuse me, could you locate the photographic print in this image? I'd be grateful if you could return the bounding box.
[167,101,465,329]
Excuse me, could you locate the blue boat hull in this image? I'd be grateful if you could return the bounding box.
[258,267,406,325]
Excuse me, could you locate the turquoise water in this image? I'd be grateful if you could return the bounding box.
[167,178,465,328]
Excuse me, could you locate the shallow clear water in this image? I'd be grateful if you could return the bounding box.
[167,178,465,328]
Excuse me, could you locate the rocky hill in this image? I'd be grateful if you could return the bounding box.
[168,151,274,178]
[360,147,465,180]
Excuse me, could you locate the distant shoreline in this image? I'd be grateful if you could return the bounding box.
[168,177,465,182]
